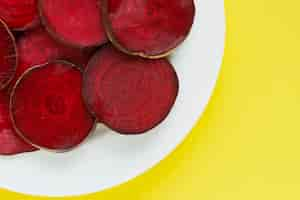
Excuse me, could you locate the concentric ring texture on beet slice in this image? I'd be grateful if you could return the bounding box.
[102,0,195,58]
[0,0,39,30]
[9,27,93,89]
[83,46,179,134]
[0,92,36,155]
[39,0,107,48]
[11,61,95,151]
[0,19,17,90]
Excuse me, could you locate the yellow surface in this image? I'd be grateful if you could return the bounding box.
[2,0,300,199]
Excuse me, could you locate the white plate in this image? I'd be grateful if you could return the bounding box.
[0,0,225,196]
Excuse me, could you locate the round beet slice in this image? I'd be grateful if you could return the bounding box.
[0,92,37,155]
[39,0,107,48]
[0,0,39,30]
[9,27,93,89]
[83,46,178,134]
[11,61,95,151]
[0,19,17,90]
[102,0,195,58]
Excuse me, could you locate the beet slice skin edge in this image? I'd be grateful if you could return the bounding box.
[9,27,93,90]
[102,0,195,58]
[0,92,37,155]
[0,0,39,30]
[10,61,96,151]
[83,45,179,134]
[39,0,107,48]
[0,19,17,90]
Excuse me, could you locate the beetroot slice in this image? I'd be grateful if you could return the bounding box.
[0,19,17,90]
[0,0,39,30]
[9,27,93,89]
[39,0,107,48]
[11,61,95,151]
[0,92,36,155]
[83,46,178,134]
[102,0,195,58]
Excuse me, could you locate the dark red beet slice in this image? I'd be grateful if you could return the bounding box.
[0,0,39,30]
[11,61,95,151]
[83,46,178,134]
[0,19,17,90]
[9,27,93,89]
[39,0,107,48]
[0,92,36,155]
[102,0,195,58]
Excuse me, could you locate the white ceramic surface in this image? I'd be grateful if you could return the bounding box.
[0,0,225,196]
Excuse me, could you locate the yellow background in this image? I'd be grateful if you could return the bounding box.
[2,0,300,199]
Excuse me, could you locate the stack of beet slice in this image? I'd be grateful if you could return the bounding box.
[0,0,195,155]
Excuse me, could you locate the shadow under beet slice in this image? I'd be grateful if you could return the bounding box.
[83,46,179,134]
[0,92,36,155]
[9,27,93,89]
[10,61,95,151]
[102,0,195,58]
[0,19,17,90]
[0,0,39,31]
[39,0,107,48]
